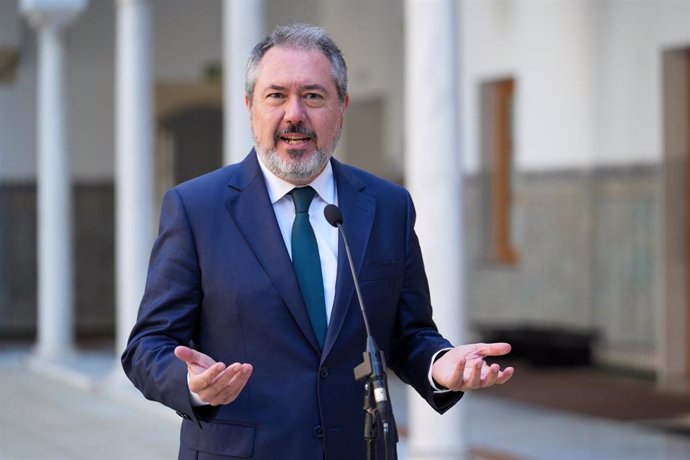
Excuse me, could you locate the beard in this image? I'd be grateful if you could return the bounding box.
[253,123,341,184]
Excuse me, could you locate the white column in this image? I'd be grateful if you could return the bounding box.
[115,0,154,362]
[404,0,466,459]
[223,0,264,165]
[21,0,87,361]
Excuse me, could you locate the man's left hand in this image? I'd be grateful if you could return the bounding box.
[431,342,514,392]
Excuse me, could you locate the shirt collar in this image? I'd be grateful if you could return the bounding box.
[257,154,336,205]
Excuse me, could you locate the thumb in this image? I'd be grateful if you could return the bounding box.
[174,346,216,369]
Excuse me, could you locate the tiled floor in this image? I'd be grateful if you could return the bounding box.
[0,349,178,460]
[2,347,690,460]
[479,363,690,423]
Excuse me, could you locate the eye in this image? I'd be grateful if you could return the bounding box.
[303,92,326,107]
[264,92,286,106]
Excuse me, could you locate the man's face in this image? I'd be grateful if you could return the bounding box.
[246,46,349,185]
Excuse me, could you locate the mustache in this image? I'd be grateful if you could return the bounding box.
[274,124,317,142]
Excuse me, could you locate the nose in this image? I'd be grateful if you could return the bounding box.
[283,96,306,125]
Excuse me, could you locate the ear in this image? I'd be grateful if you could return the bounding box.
[339,94,350,127]
[245,94,251,110]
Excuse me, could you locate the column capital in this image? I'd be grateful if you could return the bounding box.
[20,0,87,30]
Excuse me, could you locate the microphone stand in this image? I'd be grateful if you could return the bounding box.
[354,338,393,460]
[325,205,395,460]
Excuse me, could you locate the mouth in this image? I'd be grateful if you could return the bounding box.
[275,125,316,147]
[280,134,313,145]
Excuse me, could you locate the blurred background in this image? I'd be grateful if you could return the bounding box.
[1,0,690,459]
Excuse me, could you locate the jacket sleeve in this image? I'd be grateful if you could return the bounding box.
[120,188,202,423]
[387,190,463,414]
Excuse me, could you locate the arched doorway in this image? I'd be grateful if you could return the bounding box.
[155,82,224,208]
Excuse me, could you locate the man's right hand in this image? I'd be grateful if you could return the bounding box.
[174,346,253,406]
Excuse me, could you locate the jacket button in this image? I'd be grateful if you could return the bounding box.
[319,366,329,378]
[313,425,324,438]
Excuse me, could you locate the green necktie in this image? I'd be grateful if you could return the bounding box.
[290,186,327,348]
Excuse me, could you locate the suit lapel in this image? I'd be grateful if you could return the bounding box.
[224,151,321,353]
[322,159,376,360]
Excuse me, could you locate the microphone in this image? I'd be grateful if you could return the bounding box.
[324,204,392,435]
[323,203,344,227]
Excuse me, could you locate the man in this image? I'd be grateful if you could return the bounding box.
[122,23,514,460]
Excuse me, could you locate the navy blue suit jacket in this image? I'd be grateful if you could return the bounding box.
[122,151,462,460]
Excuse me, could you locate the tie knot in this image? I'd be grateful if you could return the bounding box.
[290,186,316,214]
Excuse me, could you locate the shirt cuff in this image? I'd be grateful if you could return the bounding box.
[428,347,454,393]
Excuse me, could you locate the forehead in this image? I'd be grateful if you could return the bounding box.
[255,46,336,91]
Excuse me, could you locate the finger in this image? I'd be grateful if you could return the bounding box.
[214,363,249,387]
[481,363,500,387]
[465,359,482,389]
[200,363,242,399]
[495,366,515,385]
[205,363,253,406]
[480,342,512,357]
[217,364,253,405]
[188,362,226,393]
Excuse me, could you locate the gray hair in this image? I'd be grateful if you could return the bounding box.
[245,23,348,105]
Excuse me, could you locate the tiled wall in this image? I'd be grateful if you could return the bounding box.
[466,166,660,367]
[0,167,664,368]
[0,182,115,340]
[0,182,37,337]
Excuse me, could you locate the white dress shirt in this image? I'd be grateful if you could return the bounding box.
[256,157,339,323]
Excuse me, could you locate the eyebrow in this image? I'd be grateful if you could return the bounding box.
[303,84,328,93]
[263,84,329,93]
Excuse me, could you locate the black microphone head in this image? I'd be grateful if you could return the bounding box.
[324,204,343,227]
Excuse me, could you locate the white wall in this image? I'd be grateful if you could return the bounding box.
[2,0,688,181]
[266,0,321,30]
[0,1,116,180]
[460,0,690,173]
[460,0,518,174]
[0,5,36,180]
[322,0,405,177]
[68,0,116,180]
[514,0,597,171]
[68,0,224,180]
[461,0,597,173]
[594,0,690,166]
[0,0,225,181]
[152,0,223,82]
